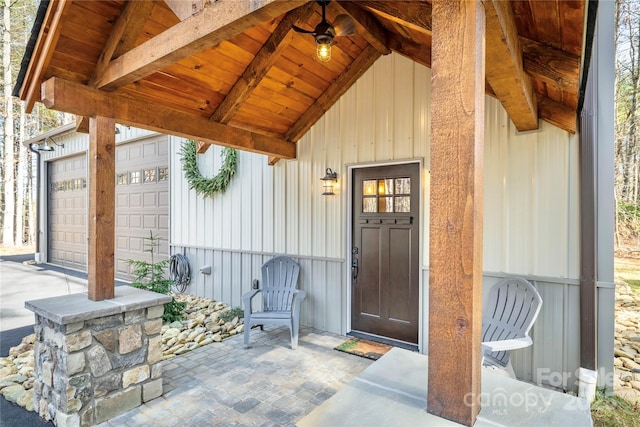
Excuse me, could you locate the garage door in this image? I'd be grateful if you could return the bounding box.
[47,154,88,270]
[114,138,169,280]
[47,136,169,280]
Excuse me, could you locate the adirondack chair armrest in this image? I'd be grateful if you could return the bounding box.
[293,290,306,313]
[482,337,532,353]
[242,289,261,315]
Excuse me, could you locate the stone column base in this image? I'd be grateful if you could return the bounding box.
[26,286,171,426]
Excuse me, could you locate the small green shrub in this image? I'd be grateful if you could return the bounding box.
[128,231,186,323]
[220,306,244,323]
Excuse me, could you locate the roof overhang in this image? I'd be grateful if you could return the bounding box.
[14,0,590,159]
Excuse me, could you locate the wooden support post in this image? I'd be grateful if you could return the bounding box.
[428,1,485,426]
[88,116,116,301]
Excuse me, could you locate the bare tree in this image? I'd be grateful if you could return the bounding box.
[616,0,640,248]
[2,0,15,246]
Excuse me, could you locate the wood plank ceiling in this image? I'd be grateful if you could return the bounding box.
[16,0,586,160]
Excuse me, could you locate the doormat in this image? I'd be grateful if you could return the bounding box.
[334,337,393,361]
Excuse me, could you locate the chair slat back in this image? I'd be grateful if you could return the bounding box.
[261,256,300,312]
[482,277,542,367]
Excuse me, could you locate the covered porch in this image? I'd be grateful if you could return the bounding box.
[13,1,613,426]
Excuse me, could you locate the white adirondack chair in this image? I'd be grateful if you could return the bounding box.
[242,256,306,350]
[482,277,542,377]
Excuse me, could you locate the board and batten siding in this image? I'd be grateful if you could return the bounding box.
[170,53,580,389]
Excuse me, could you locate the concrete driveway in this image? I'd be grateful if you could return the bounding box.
[0,254,88,333]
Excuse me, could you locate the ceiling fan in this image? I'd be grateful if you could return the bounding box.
[292,0,356,62]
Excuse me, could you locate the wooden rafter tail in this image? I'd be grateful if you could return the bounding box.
[268,156,280,166]
[484,0,538,132]
[521,37,580,93]
[538,97,577,134]
[335,1,391,55]
[196,141,210,154]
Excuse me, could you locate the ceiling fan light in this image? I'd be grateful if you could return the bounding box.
[315,34,333,62]
[316,42,331,62]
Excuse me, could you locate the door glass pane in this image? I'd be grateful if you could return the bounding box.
[363,180,377,196]
[379,197,393,212]
[363,197,377,213]
[394,196,410,213]
[395,178,411,195]
[378,179,394,195]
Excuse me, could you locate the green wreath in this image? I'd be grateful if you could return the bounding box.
[180,139,238,198]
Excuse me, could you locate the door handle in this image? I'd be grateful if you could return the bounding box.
[351,258,358,283]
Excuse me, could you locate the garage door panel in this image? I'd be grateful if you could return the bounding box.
[143,192,157,207]
[159,215,169,230]
[143,143,156,157]
[117,214,128,227]
[129,193,142,207]
[117,150,128,161]
[143,215,156,228]
[129,145,141,159]
[159,191,168,207]
[129,215,142,228]
[116,236,129,249]
[48,137,168,279]
[117,194,128,206]
[129,237,142,251]
[116,259,130,276]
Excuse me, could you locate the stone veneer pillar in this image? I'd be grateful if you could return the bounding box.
[25,286,171,427]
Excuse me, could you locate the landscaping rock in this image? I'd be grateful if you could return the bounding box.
[0,294,244,416]
[613,280,640,404]
[1,384,26,403]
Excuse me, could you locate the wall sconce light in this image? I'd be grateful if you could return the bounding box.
[36,137,64,152]
[321,168,338,196]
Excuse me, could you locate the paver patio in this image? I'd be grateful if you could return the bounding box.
[99,326,373,427]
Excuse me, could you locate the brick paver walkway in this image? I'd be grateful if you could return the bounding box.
[99,326,373,427]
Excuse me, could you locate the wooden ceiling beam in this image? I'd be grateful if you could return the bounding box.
[362,1,432,35]
[389,36,431,69]
[20,0,73,113]
[42,77,297,159]
[335,1,391,55]
[484,0,538,132]
[210,4,314,124]
[92,0,308,91]
[521,37,580,93]
[112,1,156,59]
[538,97,576,134]
[285,44,382,142]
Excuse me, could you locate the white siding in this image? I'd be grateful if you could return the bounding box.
[170,53,581,389]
